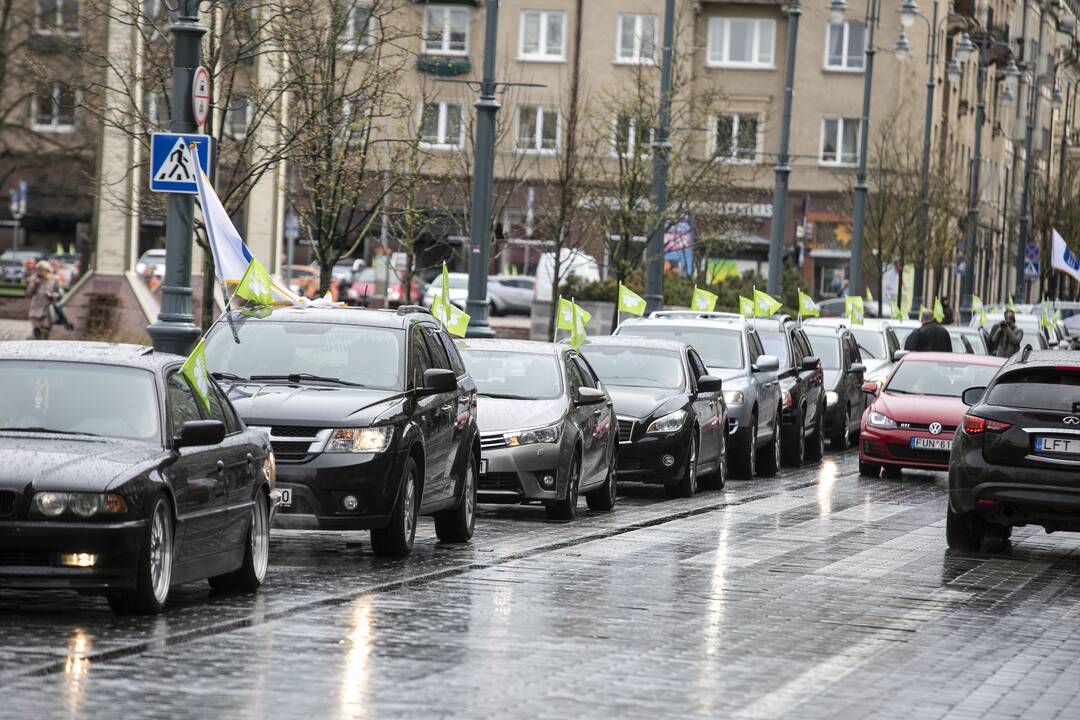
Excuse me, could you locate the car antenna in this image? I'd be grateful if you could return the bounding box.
[1020,344,1033,363]
[139,345,154,355]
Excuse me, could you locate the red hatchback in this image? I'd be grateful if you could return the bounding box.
[859,353,1006,475]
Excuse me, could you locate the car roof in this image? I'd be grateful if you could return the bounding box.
[223,305,433,330]
[0,341,181,370]
[584,335,689,353]
[1003,349,1080,368]
[619,316,747,331]
[805,317,893,330]
[802,323,848,337]
[899,352,1006,367]
[457,338,560,355]
[750,315,795,331]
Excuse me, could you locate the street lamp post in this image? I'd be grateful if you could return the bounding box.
[1015,12,1047,303]
[845,0,879,297]
[1053,80,1070,300]
[643,0,676,314]
[146,0,206,355]
[766,0,801,298]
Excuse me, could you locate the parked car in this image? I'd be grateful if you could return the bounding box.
[803,324,868,450]
[859,352,1005,477]
[348,267,421,307]
[422,271,471,310]
[948,349,1080,550]
[488,275,536,315]
[1,247,52,286]
[816,297,894,318]
[752,315,826,465]
[0,342,275,614]
[204,305,479,556]
[581,336,727,496]
[458,339,617,519]
[134,248,167,280]
[533,250,600,303]
[613,315,780,479]
[805,317,901,386]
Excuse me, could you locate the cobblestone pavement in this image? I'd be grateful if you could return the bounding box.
[1,451,1079,719]
[0,318,29,341]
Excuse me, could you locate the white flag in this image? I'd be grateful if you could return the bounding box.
[1051,229,1080,283]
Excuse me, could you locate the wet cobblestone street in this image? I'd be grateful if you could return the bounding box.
[1,451,1079,719]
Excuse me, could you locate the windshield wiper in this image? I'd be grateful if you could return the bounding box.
[477,392,534,400]
[0,426,100,436]
[250,373,365,387]
[212,371,248,382]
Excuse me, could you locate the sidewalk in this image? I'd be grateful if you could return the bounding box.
[0,319,30,341]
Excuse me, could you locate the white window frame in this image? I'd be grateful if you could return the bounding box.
[34,0,80,35]
[225,96,253,140]
[610,114,654,159]
[31,82,76,133]
[706,17,775,69]
[422,6,469,56]
[342,4,373,51]
[713,112,762,164]
[824,21,865,71]
[819,116,860,166]
[419,100,464,150]
[615,13,657,65]
[514,105,560,155]
[518,10,566,62]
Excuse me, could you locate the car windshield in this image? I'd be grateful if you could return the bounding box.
[757,330,791,370]
[892,326,915,345]
[851,328,886,359]
[581,346,686,390]
[616,326,744,369]
[0,361,160,442]
[986,367,1080,412]
[806,334,841,369]
[459,351,562,400]
[205,320,405,390]
[885,360,999,398]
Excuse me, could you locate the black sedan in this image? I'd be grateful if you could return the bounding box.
[804,324,867,449]
[581,337,726,497]
[0,342,274,614]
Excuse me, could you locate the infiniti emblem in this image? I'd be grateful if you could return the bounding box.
[929,422,943,435]
[1065,416,1080,425]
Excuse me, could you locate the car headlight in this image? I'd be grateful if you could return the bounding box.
[825,391,839,407]
[646,409,687,434]
[723,390,744,404]
[505,424,561,447]
[32,492,127,518]
[866,411,898,429]
[325,427,394,453]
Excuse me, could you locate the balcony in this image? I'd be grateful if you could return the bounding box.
[416,56,472,76]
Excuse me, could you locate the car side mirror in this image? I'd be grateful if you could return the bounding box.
[753,355,780,373]
[801,356,820,371]
[849,362,866,375]
[861,380,879,395]
[576,386,607,405]
[892,349,909,362]
[961,386,986,406]
[175,420,226,448]
[696,375,723,393]
[419,368,457,396]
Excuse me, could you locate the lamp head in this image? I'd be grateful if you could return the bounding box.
[828,0,847,25]
[899,0,919,28]
[947,57,963,84]
[954,32,976,63]
[894,31,912,61]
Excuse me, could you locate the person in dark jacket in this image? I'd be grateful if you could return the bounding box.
[904,309,952,352]
[989,310,1023,357]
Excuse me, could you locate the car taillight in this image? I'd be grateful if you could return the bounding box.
[963,414,1011,435]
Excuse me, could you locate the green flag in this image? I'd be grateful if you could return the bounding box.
[754,289,782,317]
[891,302,905,321]
[971,295,983,313]
[1007,295,1017,312]
[618,283,647,316]
[865,287,874,305]
[797,289,820,318]
[432,295,470,337]
[440,262,451,308]
[557,297,592,331]
[739,295,754,318]
[234,257,275,306]
[691,287,719,312]
[569,299,589,349]
[933,298,944,323]
[845,295,865,325]
[181,339,212,413]
[56,242,65,255]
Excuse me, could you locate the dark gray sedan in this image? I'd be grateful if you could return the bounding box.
[458,339,617,521]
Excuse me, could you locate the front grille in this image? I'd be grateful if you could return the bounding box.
[888,443,951,461]
[271,441,315,455]
[478,475,521,492]
[0,550,50,566]
[271,425,322,438]
[480,433,508,451]
[901,422,957,434]
[617,418,636,443]
[0,490,16,518]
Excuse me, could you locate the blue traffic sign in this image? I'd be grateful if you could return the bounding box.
[149,133,212,194]
[1024,260,1040,280]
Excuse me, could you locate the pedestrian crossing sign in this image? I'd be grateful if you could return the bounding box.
[149,133,213,194]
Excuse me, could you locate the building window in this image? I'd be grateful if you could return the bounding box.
[826,21,865,70]
[423,6,468,55]
[820,117,860,165]
[32,82,76,132]
[420,101,463,149]
[35,0,79,34]
[343,4,373,50]
[519,10,565,61]
[226,96,251,139]
[707,17,774,68]
[515,105,559,154]
[612,114,653,158]
[715,113,760,163]
[616,13,657,64]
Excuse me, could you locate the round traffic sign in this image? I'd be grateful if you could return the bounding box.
[192,66,210,128]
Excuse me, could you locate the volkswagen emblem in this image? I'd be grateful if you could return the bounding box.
[929,422,943,435]
[1065,416,1080,425]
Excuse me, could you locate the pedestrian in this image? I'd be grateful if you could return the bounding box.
[26,260,61,340]
[941,297,955,325]
[989,309,1023,358]
[904,308,952,352]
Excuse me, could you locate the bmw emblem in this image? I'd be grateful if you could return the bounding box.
[929,422,943,435]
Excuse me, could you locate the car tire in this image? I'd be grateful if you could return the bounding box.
[730,418,756,479]
[546,452,580,521]
[371,456,420,557]
[782,408,805,467]
[858,459,881,477]
[667,432,699,499]
[108,496,173,615]
[434,454,477,543]
[757,412,781,477]
[700,430,727,491]
[586,440,618,511]
[946,506,986,551]
[805,404,825,461]
[209,490,270,592]
[830,410,849,450]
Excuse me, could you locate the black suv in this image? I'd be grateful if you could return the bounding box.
[803,324,868,450]
[948,349,1080,550]
[752,316,826,465]
[203,306,479,557]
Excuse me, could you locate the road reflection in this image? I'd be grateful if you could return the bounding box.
[339,597,373,720]
[63,627,91,718]
[817,459,839,516]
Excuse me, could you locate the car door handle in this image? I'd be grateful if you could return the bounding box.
[441,403,454,412]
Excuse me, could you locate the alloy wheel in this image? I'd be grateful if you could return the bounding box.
[250,494,269,583]
[149,501,173,605]
[773,417,782,470]
[403,471,417,540]
[464,463,476,528]
[688,435,698,494]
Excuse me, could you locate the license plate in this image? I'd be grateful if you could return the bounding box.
[479,459,488,475]
[1035,436,1080,455]
[911,437,952,451]
[278,488,292,508]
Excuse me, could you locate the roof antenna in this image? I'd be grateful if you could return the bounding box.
[1020,344,1032,363]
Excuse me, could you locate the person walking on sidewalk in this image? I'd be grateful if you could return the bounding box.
[26,260,61,340]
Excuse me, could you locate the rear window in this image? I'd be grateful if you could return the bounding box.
[758,330,791,370]
[616,326,744,369]
[986,367,1080,413]
[851,328,886,359]
[806,334,841,370]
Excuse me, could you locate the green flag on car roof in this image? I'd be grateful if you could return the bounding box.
[181,339,212,413]
[797,289,820,318]
[691,287,718,313]
[618,283,647,316]
[234,257,274,306]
